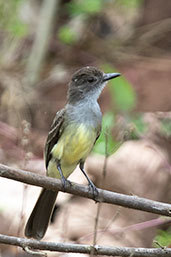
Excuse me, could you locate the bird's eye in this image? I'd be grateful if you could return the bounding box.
[87,77,95,83]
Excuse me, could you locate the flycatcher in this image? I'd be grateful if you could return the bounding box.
[25,66,120,240]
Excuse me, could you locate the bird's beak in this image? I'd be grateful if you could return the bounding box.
[103,72,120,82]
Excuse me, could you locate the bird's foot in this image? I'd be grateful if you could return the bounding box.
[88,180,99,201]
[61,176,71,192]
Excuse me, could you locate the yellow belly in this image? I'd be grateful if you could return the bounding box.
[47,123,96,179]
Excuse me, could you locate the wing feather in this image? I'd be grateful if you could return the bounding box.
[45,108,65,169]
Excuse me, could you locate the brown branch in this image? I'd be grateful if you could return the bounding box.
[0,233,171,256]
[0,163,171,217]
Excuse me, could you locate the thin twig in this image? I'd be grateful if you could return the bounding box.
[92,129,109,251]
[91,203,102,256]
[0,163,171,217]
[0,233,170,256]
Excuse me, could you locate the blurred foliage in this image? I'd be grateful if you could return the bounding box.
[58,0,143,45]
[130,115,146,134]
[93,112,147,155]
[94,65,137,155]
[109,76,136,112]
[161,118,171,137]
[0,0,27,37]
[58,25,77,45]
[125,114,147,140]
[93,112,121,155]
[103,64,136,112]
[58,0,104,45]
[153,229,171,248]
[67,0,103,16]
[115,0,143,8]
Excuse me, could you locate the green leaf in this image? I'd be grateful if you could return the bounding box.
[153,230,171,248]
[58,25,77,44]
[0,0,27,38]
[7,18,28,37]
[67,0,103,16]
[115,0,143,8]
[109,76,136,112]
[93,112,120,155]
[102,64,136,112]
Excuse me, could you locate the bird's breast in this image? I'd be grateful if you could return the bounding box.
[51,123,97,165]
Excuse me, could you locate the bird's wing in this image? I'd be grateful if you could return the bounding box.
[45,108,65,169]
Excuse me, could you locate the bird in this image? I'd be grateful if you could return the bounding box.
[25,66,120,240]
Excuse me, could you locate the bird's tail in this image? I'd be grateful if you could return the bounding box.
[25,188,58,240]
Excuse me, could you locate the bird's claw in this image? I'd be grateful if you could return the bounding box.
[61,177,71,192]
[88,181,99,201]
